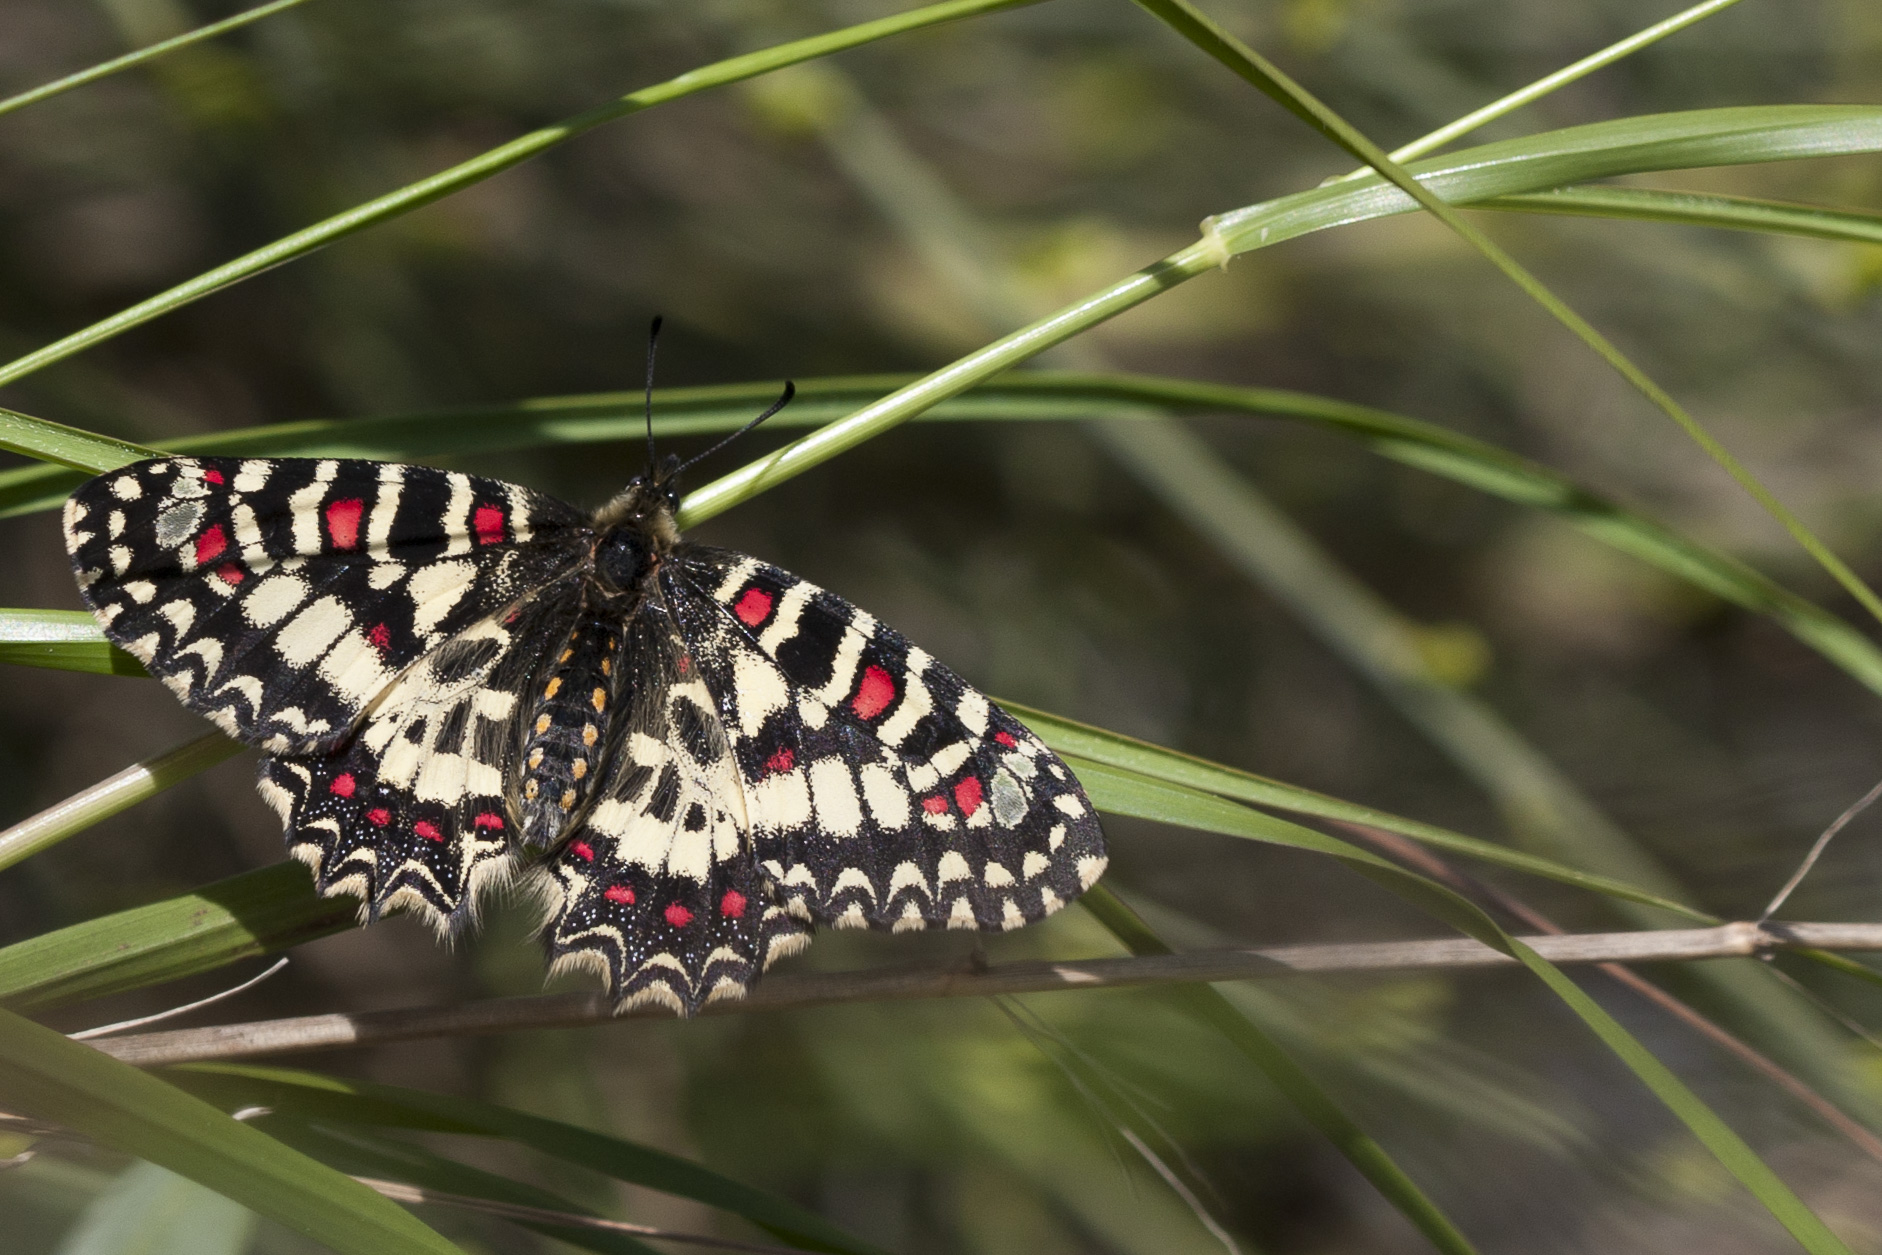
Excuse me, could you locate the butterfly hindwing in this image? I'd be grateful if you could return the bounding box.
[536,613,810,1014]
[64,456,587,753]
[665,549,1107,935]
[257,581,584,931]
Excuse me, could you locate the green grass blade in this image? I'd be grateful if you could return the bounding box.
[1009,703,1706,919]
[0,1008,464,1254]
[239,1118,661,1255]
[1487,185,1882,242]
[1342,0,1745,172]
[170,1065,890,1255]
[0,0,1043,396]
[12,363,1882,708]
[0,609,145,675]
[0,863,350,1011]
[0,406,157,474]
[1079,886,1481,1255]
[0,733,242,872]
[1131,0,1882,629]
[0,0,314,121]
[1075,760,1854,1254]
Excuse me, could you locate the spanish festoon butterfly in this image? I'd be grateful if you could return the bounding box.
[61,360,1107,1015]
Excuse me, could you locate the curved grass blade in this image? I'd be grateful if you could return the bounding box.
[0,0,313,122]
[0,610,145,675]
[0,1007,464,1254]
[1487,185,1882,242]
[0,384,1141,517]
[0,732,241,873]
[0,863,349,1011]
[1074,760,1853,1255]
[11,359,1882,708]
[683,103,1882,523]
[1132,0,1882,628]
[1011,703,1705,919]
[242,1119,662,1255]
[0,0,1044,396]
[169,1065,890,1255]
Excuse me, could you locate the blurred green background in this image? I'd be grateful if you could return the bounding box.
[7,0,1882,1251]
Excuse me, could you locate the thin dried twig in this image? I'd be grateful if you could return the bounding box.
[1760,775,1882,922]
[81,921,1882,1067]
[354,1176,808,1254]
[70,958,288,1040]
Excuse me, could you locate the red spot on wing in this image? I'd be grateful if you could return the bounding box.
[367,622,392,652]
[734,586,773,627]
[569,840,595,863]
[193,524,227,567]
[202,468,225,485]
[214,563,244,585]
[473,504,506,546]
[366,807,391,827]
[413,820,443,842]
[324,498,363,550]
[765,747,795,775]
[851,665,896,719]
[329,773,356,798]
[604,884,634,904]
[472,812,505,830]
[720,890,747,918]
[953,776,983,817]
[994,731,1018,748]
[921,795,949,815]
[677,654,691,674]
[664,902,694,927]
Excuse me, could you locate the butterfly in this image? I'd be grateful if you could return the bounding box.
[60,377,1108,1015]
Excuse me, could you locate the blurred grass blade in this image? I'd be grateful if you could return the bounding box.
[0,0,1044,397]
[1080,886,1480,1255]
[244,1119,663,1255]
[52,1160,255,1255]
[0,733,242,873]
[0,610,145,675]
[1133,0,1882,628]
[11,362,1882,709]
[1075,763,1854,1254]
[0,0,312,122]
[0,382,1147,517]
[0,407,157,475]
[0,863,349,1011]
[171,1065,889,1255]
[0,1008,464,1254]
[1009,703,1705,918]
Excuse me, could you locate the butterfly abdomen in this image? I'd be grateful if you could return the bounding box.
[516,609,628,848]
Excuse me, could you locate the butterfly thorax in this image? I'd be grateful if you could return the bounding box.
[514,475,680,849]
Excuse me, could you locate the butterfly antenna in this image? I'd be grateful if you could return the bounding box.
[674,380,795,477]
[643,315,664,472]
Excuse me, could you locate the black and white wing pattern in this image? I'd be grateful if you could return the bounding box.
[64,456,586,754]
[64,453,1108,1015]
[536,612,812,1014]
[258,580,585,931]
[668,548,1107,935]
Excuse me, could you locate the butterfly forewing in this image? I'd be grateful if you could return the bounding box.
[64,456,587,753]
[664,549,1108,935]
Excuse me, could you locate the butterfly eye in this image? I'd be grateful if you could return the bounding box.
[595,528,651,592]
